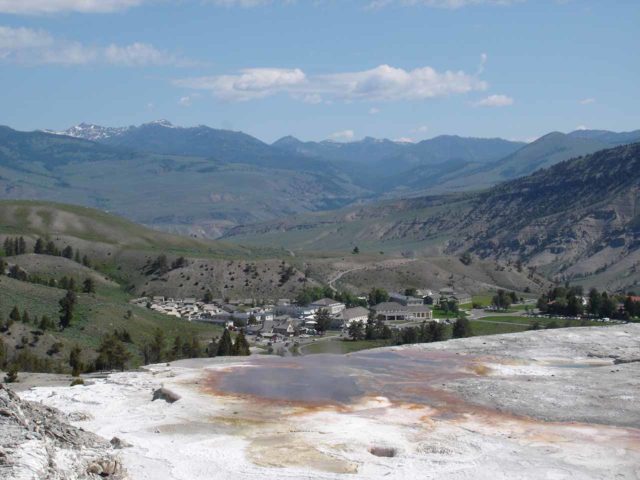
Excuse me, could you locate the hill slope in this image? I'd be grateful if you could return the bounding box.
[433,129,640,192]
[224,143,640,290]
[0,126,365,237]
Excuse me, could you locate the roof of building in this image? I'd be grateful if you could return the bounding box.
[311,297,344,306]
[372,301,407,312]
[341,306,370,320]
[406,305,433,313]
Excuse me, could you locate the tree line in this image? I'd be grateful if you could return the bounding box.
[2,236,92,267]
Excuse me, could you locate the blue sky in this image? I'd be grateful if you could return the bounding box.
[0,0,638,143]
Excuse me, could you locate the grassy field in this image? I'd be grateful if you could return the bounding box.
[302,339,391,355]
[469,320,529,336]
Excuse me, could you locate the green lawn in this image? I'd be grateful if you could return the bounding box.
[433,308,468,318]
[302,339,390,355]
[469,321,529,336]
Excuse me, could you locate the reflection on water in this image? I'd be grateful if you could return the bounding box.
[208,349,474,407]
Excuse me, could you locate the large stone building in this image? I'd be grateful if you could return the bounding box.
[372,302,433,322]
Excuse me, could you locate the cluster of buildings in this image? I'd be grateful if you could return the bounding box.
[132,287,471,342]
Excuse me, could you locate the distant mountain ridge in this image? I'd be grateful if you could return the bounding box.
[224,142,640,290]
[2,120,636,241]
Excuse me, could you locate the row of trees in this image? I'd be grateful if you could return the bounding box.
[347,311,471,344]
[2,236,92,267]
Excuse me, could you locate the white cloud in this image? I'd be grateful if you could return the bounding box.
[368,0,523,9]
[175,68,307,101]
[328,129,355,142]
[575,125,588,131]
[0,0,146,15]
[394,137,415,143]
[175,64,486,103]
[369,107,380,115]
[411,124,429,133]
[0,25,193,67]
[473,93,514,107]
[178,96,192,106]
[579,97,595,105]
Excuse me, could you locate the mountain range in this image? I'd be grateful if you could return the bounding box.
[224,142,640,290]
[0,120,637,239]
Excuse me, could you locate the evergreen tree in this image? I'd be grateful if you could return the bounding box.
[428,322,446,342]
[82,255,91,267]
[82,277,96,294]
[4,364,18,383]
[365,310,376,340]
[314,308,332,334]
[17,237,26,255]
[95,335,130,371]
[62,245,74,259]
[0,257,5,275]
[58,290,77,329]
[69,345,83,376]
[3,238,14,256]
[33,238,44,254]
[452,317,472,338]
[149,328,166,363]
[21,310,30,324]
[172,335,184,360]
[232,330,250,356]
[347,320,365,341]
[74,251,81,263]
[9,306,20,326]
[217,329,233,356]
[45,240,58,256]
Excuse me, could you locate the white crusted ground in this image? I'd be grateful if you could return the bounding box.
[19,325,640,480]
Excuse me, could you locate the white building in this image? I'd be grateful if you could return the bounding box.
[310,298,346,315]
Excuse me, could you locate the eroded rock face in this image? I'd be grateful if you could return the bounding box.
[0,385,127,479]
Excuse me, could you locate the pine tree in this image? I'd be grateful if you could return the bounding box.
[62,246,73,259]
[4,364,18,383]
[3,238,13,256]
[9,306,20,326]
[82,255,91,267]
[17,237,26,255]
[314,308,332,334]
[45,240,57,256]
[217,329,233,356]
[172,335,184,360]
[34,238,44,254]
[149,328,165,363]
[82,277,96,294]
[74,250,81,263]
[95,335,130,371]
[232,330,250,356]
[0,258,5,275]
[21,310,30,324]
[59,290,77,329]
[347,320,365,341]
[69,345,83,376]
